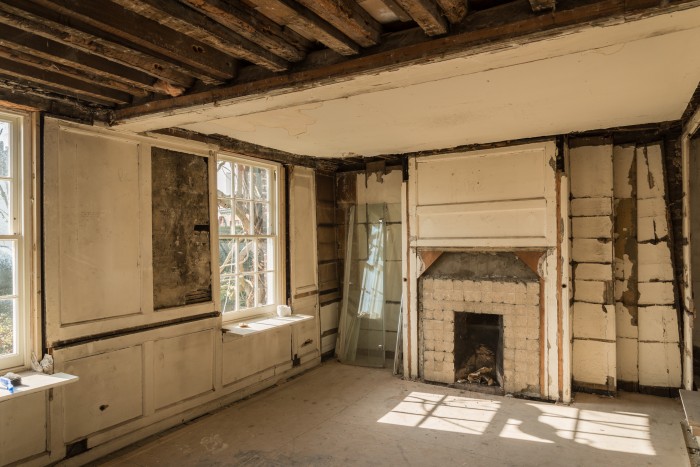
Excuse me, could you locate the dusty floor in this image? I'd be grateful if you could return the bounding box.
[98,361,689,466]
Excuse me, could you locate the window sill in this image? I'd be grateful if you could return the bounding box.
[0,371,78,402]
[222,314,313,337]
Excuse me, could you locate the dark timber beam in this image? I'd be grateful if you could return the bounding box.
[0,46,148,98]
[379,0,413,22]
[112,0,291,72]
[529,0,556,12]
[0,2,193,90]
[182,0,308,62]
[394,0,449,35]
[249,0,361,56]
[295,0,382,47]
[0,57,132,105]
[436,0,468,23]
[28,0,238,83]
[113,0,700,123]
[0,25,165,96]
[0,85,107,122]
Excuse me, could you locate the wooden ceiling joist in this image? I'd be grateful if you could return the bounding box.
[0,2,194,90]
[28,0,238,83]
[529,0,556,12]
[0,24,165,96]
[436,0,468,23]
[379,0,413,22]
[249,0,361,56]
[0,46,148,99]
[0,57,132,105]
[295,0,383,47]
[111,0,291,73]
[394,0,449,36]
[182,0,308,63]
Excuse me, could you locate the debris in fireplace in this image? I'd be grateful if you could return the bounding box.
[455,344,497,386]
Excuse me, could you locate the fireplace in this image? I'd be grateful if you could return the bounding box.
[419,252,541,397]
[454,313,503,388]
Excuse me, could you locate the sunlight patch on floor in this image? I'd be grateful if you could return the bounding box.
[377,391,500,435]
[378,391,656,456]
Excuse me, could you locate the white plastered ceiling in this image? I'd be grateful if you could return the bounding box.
[116,6,700,158]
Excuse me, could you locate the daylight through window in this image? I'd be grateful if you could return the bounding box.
[217,156,280,317]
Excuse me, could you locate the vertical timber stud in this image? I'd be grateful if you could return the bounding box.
[681,109,700,390]
[407,156,419,379]
[560,142,572,403]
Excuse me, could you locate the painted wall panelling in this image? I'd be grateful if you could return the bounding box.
[43,119,217,346]
[289,166,321,362]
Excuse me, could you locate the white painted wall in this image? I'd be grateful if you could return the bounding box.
[570,141,681,392]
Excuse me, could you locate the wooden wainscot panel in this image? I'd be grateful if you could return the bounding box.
[50,126,142,325]
[293,316,319,359]
[222,326,291,386]
[62,346,144,442]
[0,392,47,465]
[412,142,557,248]
[153,330,215,410]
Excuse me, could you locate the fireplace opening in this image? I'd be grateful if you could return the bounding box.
[454,313,503,387]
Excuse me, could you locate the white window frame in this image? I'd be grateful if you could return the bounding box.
[215,152,284,323]
[0,110,32,371]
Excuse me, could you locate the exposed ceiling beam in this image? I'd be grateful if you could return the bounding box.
[111,0,291,72]
[27,0,238,83]
[182,0,308,62]
[529,0,556,12]
[0,46,148,98]
[0,25,168,96]
[0,2,194,90]
[113,0,700,124]
[248,0,361,56]
[295,0,383,47]
[379,0,413,22]
[0,84,107,122]
[436,0,468,24]
[0,57,132,105]
[394,0,449,36]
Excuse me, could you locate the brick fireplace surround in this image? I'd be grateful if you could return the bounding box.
[421,275,541,396]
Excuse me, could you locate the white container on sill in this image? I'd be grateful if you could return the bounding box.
[276,305,292,317]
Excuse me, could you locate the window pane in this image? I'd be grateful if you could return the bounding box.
[238,275,254,310]
[238,239,254,273]
[0,180,10,235]
[219,239,235,274]
[252,166,269,200]
[253,202,270,235]
[256,273,271,307]
[234,201,252,235]
[0,241,14,297]
[0,299,14,356]
[220,275,236,313]
[217,161,233,197]
[218,198,233,235]
[0,121,9,178]
[234,163,251,199]
[256,238,271,272]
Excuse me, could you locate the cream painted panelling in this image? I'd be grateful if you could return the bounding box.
[154,330,215,409]
[0,392,46,465]
[62,346,144,442]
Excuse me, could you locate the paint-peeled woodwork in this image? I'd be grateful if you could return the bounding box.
[570,143,616,391]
